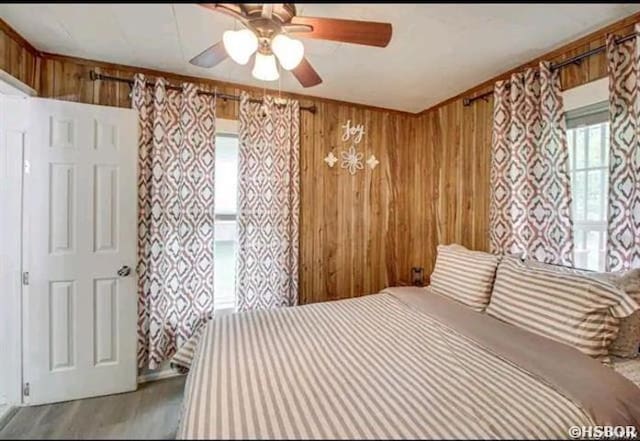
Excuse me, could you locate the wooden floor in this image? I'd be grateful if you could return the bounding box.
[0,376,186,439]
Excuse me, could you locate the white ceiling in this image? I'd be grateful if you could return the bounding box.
[2,3,639,112]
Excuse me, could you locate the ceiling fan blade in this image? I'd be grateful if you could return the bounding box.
[291,58,322,88]
[288,16,392,47]
[261,4,273,19]
[189,41,228,68]
[199,3,249,24]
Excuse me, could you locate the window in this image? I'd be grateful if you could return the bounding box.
[566,101,609,271]
[214,133,239,311]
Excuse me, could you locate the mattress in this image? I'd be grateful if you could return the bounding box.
[174,287,640,439]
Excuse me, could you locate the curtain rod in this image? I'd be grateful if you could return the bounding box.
[462,32,638,107]
[88,71,317,114]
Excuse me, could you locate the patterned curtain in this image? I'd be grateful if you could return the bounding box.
[133,74,216,369]
[236,92,300,311]
[489,61,574,265]
[606,26,640,271]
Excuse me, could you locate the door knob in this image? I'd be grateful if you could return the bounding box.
[117,265,131,277]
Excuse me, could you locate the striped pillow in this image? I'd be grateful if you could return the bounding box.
[525,260,640,358]
[430,244,500,311]
[486,258,639,360]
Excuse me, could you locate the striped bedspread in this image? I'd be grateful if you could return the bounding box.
[176,288,640,439]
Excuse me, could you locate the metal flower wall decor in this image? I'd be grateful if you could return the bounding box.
[341,146,363,175]
[323,119,379,175]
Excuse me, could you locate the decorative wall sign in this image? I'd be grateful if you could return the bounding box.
[324,151,338,167]
[323,119,379,174]
[367,155,379,170]
[341,146,364,175]
[341,119,366,144]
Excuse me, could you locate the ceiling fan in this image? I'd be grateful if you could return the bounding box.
[190,3,393,87]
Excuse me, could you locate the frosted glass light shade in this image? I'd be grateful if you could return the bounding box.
[222,29,258,65]
[252,53,280,81]
[271,34,304,70]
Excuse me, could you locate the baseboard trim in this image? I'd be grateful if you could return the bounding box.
[137,364,182,384]
[0,405,18,431]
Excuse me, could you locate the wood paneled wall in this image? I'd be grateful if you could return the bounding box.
[23,52,422,305]
[409,15,640,279]
[0,13,638,304]
[0,19,39,90]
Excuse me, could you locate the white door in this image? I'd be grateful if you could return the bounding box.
[24,98,138,405]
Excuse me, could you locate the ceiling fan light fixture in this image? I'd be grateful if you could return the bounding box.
[271,34,304,70]
[222,29,258,65]
[252,53,280,82]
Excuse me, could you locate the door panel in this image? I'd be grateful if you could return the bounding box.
[49,280,75,370]
[25,98,138,405]
[94,165,118,253]
[49,163,75,254]
[94,278,118,365]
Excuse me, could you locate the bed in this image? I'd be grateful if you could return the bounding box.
[173,287,640,439]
